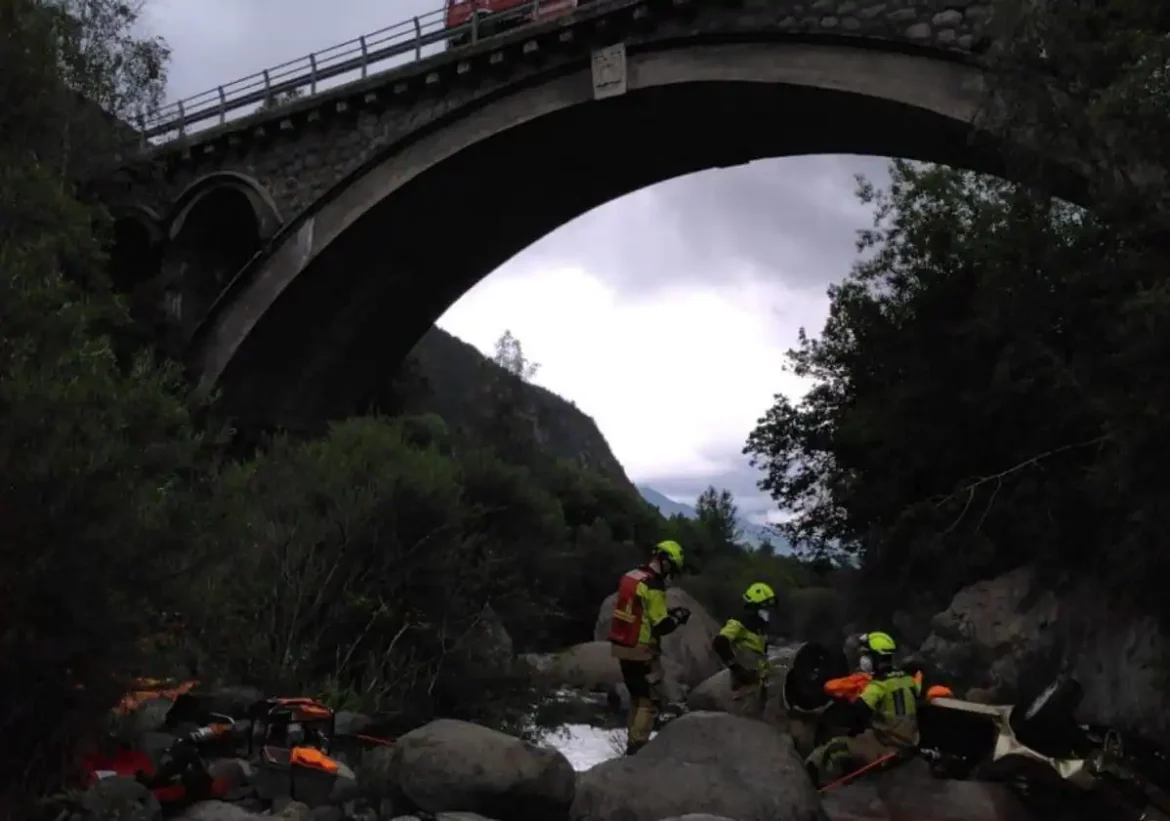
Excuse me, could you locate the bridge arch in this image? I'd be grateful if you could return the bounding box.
[169,171,283,243]
[155,172,284,347]
[189,40,1000,425]
[108,204,164,291]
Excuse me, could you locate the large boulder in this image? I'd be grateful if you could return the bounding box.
[570,712,822,821]
[686,642,849,757]
[546,642,624,690]
[176,801,265,820]
[521,652,557,678]
[820,760,1033,821]
[77,777,161,821]
[390,815,501,821]
[369,718,575,821]
[916,565,1170,745]
[916,566,1061,703]
[594,588,723,701]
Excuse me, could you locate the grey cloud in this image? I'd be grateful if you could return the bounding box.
[638,462,777,526]
[146,0,441,100]
[518,156,891,294]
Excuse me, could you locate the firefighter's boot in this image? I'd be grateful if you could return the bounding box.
[626,696,658,755]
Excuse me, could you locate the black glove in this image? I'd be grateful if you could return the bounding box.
[670,606,691,625]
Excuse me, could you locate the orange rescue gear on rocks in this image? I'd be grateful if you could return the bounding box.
[115,678,199,715]
[607,568,653,648]
[825,670,933,702]
[825,671,873,702]
[290,746,340,773]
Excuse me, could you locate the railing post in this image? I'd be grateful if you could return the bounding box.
[176,100,186,136]
[263,69,271,97]
[309,53,318,94]
[359,34,369,77]
[217,86,227,124]
[413,16,422,59]
[471,9,478,42]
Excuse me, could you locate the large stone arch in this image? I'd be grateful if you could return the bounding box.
[189,40,999,426]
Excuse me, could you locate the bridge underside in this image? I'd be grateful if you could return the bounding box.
[210,76,1004,430]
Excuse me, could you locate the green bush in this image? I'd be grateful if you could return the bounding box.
[195,418,535,727]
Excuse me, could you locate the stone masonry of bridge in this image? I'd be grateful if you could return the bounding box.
[104,0,1000,426]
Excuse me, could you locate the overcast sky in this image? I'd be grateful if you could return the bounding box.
[143,0,890,525]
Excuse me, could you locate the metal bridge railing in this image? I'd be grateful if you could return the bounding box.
[139,1,561,144]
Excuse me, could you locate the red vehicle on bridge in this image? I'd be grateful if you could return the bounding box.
[445,0,583,47]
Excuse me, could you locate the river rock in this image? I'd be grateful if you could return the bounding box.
[571,711,821,821]
[917,564,1170,744]
[379,718,575,821]
[548,641,624,689]
[821,760,1033,821]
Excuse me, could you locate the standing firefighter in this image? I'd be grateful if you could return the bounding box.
[606,540,690,755]
[712,582,776,713]
[806,631,921,786]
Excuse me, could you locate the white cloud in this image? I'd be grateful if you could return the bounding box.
[438,261,828,483]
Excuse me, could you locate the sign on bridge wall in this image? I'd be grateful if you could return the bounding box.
[592,42,628,100]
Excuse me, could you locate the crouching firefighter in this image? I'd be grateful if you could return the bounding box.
[606,540,690,755]
[712,582,776,714]
[806,631,921,787]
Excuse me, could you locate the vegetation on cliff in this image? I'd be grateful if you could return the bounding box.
[745,0,1170,621]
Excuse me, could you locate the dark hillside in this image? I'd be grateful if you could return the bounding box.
[404,327,634,490]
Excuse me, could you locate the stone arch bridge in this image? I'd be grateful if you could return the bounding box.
[105,0,1007,429]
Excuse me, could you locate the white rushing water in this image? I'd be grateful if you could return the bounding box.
[540,723,660,771]
[541,724,624,770]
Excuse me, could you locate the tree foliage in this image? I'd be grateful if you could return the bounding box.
[746,0,1170,619]
[0,0,208,808]
[695,485,743,551]
[493,330,540,382]
[257,87,303,113]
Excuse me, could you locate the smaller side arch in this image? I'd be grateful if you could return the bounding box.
[107,203,165,291]
[168,171,283,241]
[109,203,164,246]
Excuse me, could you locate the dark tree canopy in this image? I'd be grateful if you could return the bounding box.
[746,0,1170,618]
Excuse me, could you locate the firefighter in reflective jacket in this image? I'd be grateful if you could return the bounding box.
[712,582,776,713]
[606,540,690,755]
[806,631,921,786]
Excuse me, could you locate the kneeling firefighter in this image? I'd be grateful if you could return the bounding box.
[806,631,921,787]
[712,582,776,713]
[606,540,690,755]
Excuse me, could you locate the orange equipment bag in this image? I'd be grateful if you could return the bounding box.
[606,568,651,648]
[289,746,341,773]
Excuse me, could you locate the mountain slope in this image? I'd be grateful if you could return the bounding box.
[637,485,697,520]
[394,329,786,552]
[636,484,792,553]
[402,327,633,489]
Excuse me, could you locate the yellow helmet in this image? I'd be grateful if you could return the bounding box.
[861,631,897,655]
[655,540,684,571]
[743,582,776,606]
